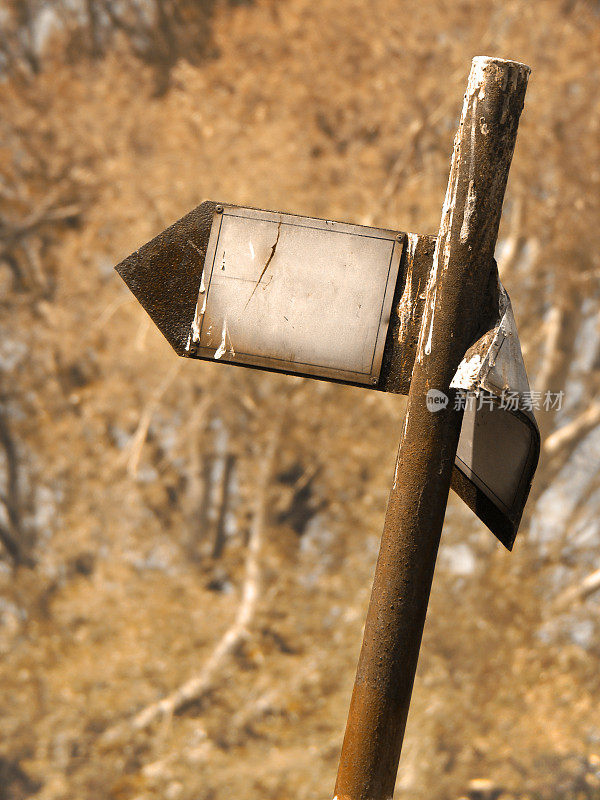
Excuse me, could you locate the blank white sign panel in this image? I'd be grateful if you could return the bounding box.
[190,207,404,384]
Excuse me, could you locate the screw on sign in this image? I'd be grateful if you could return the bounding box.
[116,57,539,800]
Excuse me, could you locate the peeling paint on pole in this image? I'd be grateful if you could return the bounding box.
[333,56,531,800]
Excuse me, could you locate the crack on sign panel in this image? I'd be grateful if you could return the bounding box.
[194,205,403,385]
[244,219,282,310]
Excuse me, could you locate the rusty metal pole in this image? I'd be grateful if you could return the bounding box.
[334,57,530,800]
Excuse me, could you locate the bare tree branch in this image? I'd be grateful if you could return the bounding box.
[554,568,600,611]
[544,401,600,458]
[0,406,30,566]
[121,359,182,478]
[100,415,282,746]
[183,397,214,559]
[498,192,529,276]
[211,452,236,560]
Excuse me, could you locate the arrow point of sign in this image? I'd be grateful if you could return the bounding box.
[115,200,218,355]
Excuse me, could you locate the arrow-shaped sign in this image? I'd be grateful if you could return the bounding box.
[117,201,538,548]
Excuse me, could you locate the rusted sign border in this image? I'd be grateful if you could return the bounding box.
[190,206,404,385]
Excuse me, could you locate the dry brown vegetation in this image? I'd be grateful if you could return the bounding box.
[1,1,600,799]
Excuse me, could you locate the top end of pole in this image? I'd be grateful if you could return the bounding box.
[414,55,530,373]
[469,56,531,90]
[471,55,531,73]
[463,57,531,124]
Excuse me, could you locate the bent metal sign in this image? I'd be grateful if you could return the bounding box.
[117,201,539,549]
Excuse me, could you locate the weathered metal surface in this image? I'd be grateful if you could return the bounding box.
[115,203,538,549]
[333,56,531,800]
[187,206,404,385]
[116,201,218,355]
[378,233,434,394]
[451,282,540,545]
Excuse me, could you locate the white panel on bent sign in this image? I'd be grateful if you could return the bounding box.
[190,206,404,385]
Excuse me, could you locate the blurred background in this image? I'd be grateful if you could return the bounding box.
[1,1,600,798]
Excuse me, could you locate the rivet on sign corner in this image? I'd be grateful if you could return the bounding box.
[215,205,224,213]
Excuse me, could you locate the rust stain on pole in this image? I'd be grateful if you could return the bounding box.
[334,57,531,800]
